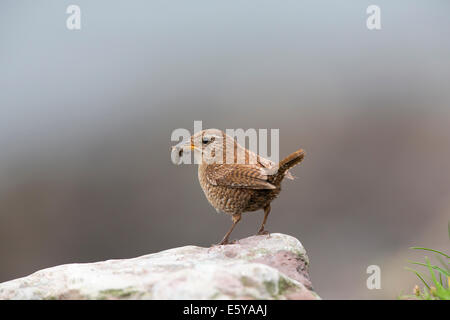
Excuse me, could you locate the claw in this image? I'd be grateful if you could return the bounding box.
[214,238,240,246]
[257,229,270,236]
[217,238,229,246]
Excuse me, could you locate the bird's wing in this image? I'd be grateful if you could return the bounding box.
[205,164,276,189]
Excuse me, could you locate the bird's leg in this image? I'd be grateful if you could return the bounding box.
[257,205,271,235]
[218,213,241,245]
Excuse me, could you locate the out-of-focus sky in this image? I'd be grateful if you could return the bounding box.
[0,1,449,299]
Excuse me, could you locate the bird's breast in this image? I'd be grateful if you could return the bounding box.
[197,165,278,214]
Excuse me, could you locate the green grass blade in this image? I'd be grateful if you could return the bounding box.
[410,247,450,259]
[435,254,450,272]
[405,267,430,289]
[426,258,450,300]
[408,260,450,277]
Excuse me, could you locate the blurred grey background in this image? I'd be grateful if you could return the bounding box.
[1,0,449,299]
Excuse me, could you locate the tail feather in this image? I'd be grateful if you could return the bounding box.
[271,149,305,185]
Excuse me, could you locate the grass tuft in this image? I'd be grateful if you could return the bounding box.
[400,222,449,300]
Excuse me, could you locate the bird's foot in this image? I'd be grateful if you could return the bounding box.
[211,238,239,246]
[215,237,230,246]
[257,229,270,236]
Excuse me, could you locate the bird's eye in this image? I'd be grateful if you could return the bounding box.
[202,136,215,145]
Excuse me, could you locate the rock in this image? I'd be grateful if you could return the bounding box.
[0,233,319,300]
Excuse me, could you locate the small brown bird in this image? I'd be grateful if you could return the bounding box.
[171,129,305,245]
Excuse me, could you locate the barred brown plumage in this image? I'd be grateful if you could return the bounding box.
[171,129,305,245]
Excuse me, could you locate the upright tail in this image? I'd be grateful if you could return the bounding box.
[271,149,305,185]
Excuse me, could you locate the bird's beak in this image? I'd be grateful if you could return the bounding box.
[171,141,198,165]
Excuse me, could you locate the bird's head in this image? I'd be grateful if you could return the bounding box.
[171,129,240,165]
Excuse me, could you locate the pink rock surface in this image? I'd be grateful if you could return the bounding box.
[0,233,319,300]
